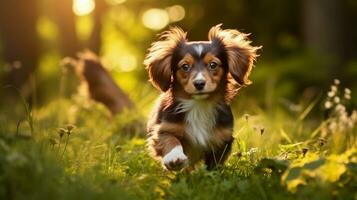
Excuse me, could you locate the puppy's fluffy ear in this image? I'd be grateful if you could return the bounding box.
[144,27,187,91]
[209,24,261,86]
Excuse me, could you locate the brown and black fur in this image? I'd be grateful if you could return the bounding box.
[144,24,260,171]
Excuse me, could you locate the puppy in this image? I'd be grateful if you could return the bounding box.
[144,24,260,171]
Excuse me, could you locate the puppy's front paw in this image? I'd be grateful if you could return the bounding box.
[162,146,188,171]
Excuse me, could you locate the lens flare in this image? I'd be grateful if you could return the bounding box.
[73,0,95,16]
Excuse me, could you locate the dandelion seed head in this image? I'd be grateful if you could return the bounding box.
[66,124,76,132]
[57,128,66,138]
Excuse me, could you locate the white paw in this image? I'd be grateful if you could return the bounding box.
[162,146,188,171]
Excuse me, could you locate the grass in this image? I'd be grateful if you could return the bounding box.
[0,81,356,200]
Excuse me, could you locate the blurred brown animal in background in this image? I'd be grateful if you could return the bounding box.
[63,52,133,116]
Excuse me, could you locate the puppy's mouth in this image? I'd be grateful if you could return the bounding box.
[191,92,210,100]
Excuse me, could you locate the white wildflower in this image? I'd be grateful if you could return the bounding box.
[247,147,259,155]
[344,88,351,95]
[325,81,355,133]
[335,104,345,113]
[334,96,340,103]
[328,91,335,97]
[328,121,337,132]
[347,120,354,129]
[324,101,332,109]
[351,110,357,122]
[340,112,349,124]
[344,94,351,100]
[331,85,338,92]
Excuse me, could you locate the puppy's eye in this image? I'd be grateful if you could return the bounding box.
[181,64,190,72]
[208,61,218,70]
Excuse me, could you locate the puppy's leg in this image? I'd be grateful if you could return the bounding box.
[205,140,233,170]
[150,133,188,171]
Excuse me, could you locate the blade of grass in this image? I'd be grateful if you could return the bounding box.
[309,119,331,139]
[298,95,321,121]
[4,85,34,135]
[280,128,293,143]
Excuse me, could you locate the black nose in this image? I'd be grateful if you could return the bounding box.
[193,80,206,90]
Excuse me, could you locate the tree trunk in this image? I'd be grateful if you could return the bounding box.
[0,0,40,96]
[303,0,344,77]
[53,0,81,57]
[89,0,107,53]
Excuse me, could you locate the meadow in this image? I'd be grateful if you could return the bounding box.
[0,78,356,200]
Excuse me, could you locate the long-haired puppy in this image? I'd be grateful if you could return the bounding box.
[144,24,260,171]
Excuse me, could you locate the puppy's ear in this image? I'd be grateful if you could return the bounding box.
[209,24,261,86]
[144,27,187,91]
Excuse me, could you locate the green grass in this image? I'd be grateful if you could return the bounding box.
[0,82,356,200]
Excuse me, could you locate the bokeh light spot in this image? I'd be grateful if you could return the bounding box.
[106,0,126,6]
[36,16,59,41]
[117,54,137,72]
[142,8,169,30]
[76,15,94,41]
[166,5,185,22]
[73,0,95,16]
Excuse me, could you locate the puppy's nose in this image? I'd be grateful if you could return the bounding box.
[193,80,206,90]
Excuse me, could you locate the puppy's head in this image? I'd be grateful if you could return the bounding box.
[144,24,261,100]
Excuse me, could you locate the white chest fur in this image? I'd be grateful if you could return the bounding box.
[175,99,217,147]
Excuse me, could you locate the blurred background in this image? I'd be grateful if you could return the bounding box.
[0,0,356,112]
